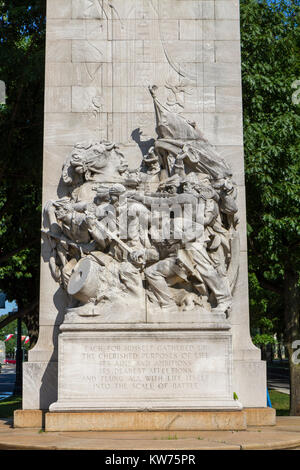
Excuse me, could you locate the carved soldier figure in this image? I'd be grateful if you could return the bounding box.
[132,176,232,314]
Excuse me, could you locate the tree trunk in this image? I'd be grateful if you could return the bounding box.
[284,267,300,415]
[23,304,39,348]
[289,354,300,415]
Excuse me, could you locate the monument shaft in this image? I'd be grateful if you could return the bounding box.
[22,0,267,421]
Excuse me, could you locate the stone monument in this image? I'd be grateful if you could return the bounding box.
[17,0,275,431]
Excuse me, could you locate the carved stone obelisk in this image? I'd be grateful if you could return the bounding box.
[18,0,274,431]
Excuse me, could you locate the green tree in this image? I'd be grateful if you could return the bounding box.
[0,1,46,345]
[241,0,300,414]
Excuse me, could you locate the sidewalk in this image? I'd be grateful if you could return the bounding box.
[0,417,300,450]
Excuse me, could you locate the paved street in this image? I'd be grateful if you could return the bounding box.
[0,364,15,400]
[267,362,290,395]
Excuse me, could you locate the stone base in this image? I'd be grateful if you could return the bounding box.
[233,359,267,407]
[22,361,58,410]
[14,410,45,429]
[45,410,247,432]
[244,407,276,426]
[14,408,276,431]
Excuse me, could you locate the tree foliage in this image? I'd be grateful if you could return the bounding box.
[241,0,300,414]
[0,1,46,344]
[241,0,300,338]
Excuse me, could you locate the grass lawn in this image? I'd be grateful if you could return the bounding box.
[0,396,22,419]
[269,390,290,416]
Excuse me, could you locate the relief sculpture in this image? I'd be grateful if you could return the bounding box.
[43,86,240,320]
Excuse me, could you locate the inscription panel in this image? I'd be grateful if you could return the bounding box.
[58,332,232,401]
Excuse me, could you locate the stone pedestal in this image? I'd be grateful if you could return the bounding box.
[14,407,276,431]
[45,410,247,432]
[50,321,241,413]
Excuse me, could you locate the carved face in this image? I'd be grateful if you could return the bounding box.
[165,185,178,194]
[56,206,73,224]
[95,191,110,204]
[182,181,194,193]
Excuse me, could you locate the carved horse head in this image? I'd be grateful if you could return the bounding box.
[62,141,129,187]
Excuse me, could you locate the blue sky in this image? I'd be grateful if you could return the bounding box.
[0,300,17,317]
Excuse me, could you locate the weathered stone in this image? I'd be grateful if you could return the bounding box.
[46,40,72,63]
[45,409,247,432]
[21,0,268,428]
[47,0,72,19]
[215,41,241,63]
[22,361,58,410]
[44,87,71,113]
[244,407,276,426]
[47,19,86,41]
[50,327,240,412]
[14,410,45,429]
[72,40,112,63]
[215,1,240,20]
